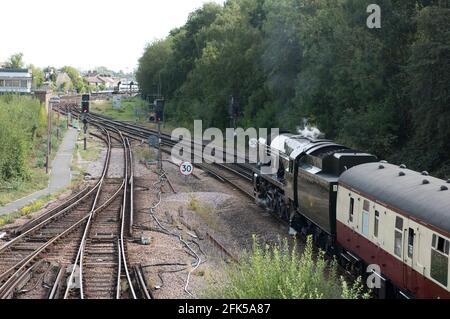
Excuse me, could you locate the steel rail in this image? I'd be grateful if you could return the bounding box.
[128,138,135,237]
[88,114,256,199]
[13,187,91,235]
[89,125,137,299]
[0,214,90,298]
[117,136,136,299]
[65,105,252,167]
[48,267,64,299]
[0,129,111,290]
[64,105,256,201]
[134,265,152,299]
[63,127,113,299]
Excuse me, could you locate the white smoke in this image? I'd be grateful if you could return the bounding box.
[296,119,324,139]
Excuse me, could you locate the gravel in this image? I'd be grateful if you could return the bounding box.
[129,143,294,299]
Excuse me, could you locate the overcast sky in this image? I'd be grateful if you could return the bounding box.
[0,0,224,72]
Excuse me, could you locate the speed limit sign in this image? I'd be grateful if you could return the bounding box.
[179,162,194,176]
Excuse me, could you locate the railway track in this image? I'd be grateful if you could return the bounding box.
[0,127,112,299]
[63,129,137,299]
[59,104,256,199]
[0,122,150,299]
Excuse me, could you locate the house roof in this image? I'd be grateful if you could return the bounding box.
[85,76,104,84]
[0,68,32,78]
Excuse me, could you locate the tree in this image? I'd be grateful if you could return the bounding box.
[399,6,450,176]
[135,0,450,177]
[5,52,25,69]
[61,66,86,93]
[136,38,173,99]
[28,64,45,89]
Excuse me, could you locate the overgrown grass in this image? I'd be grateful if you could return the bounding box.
[0,184,82,227]
[134,146,156,163]
[187,194,219,231]
[77,138,103,162]
[0,196,50,226]
[90,97,148,122]
[90,97,178,135]
[205,236,370,299]
[0,170,48,206]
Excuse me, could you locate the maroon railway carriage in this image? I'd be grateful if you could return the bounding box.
[337,162,450,299]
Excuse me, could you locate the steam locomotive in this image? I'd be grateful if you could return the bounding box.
[253,134,450,299]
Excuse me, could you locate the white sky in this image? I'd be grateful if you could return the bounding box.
[0,0,224,72]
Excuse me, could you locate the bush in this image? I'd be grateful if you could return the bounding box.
[0,94,46,182]
[205,236,370,299]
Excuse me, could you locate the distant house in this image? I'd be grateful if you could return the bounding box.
[85,75,104,88]
[98,76,118,89]
[0,68,32,94]
[84,74,120,90]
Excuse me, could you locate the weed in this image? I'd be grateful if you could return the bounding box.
[204,236,370,299]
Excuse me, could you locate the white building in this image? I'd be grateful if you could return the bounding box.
[0,68,32,94]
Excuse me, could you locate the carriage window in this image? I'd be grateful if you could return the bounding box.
[361,200,370,237]
[0,79,4,87]
[349,198,354,223]
[362,211,369,237]
[395,217,403,231]
[408,228,415,258]
[433,234,450,255]
[394,217,403,258]
[363,200,370,212]
[431,234,449,287]
[374,211,380,238]
[20,80,28,88]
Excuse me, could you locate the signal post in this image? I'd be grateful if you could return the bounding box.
[155,99,164,173]
[81,94,90,150]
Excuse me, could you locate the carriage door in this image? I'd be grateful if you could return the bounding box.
[403,224,417,294]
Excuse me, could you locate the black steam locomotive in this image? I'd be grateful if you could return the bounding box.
[254,134,377,250]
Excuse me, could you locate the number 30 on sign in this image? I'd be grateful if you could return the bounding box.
[179,162,194,176]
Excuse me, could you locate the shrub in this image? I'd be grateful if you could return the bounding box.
[205,236,370,299]
[0,94,46,182]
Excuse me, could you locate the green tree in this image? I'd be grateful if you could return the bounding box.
[5,52,25,69]
[135,0,450,177]
[397,6,450,176]
[61,66,86,93]
[136,38,173,99]
[29,64,45,89]
[167,0,264,128]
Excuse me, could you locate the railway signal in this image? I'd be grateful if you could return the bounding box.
[154,98,165,123]
[229,96,242,129]
[81,94,90,150]
[152,98,165,172]
[81,94,90,115]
